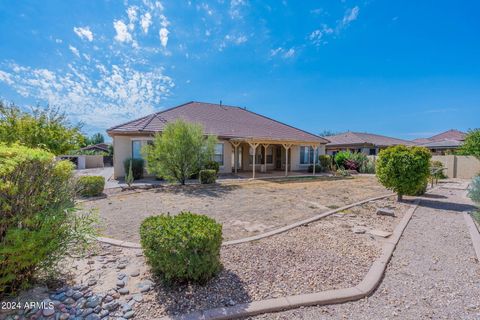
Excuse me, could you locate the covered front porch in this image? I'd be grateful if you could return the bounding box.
[227,138,323,179]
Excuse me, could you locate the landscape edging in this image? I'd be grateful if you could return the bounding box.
[158,199,420,320]
[463,212,480,261]
[96,192,395,249]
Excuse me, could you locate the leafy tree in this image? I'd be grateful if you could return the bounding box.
[0,102,84,155]
[319,129,339,137]
[458,129,480,158]
[84,133,105,146]
[144,120,217,185]
[376,145,431,201]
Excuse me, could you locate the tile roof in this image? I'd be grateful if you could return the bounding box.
[425,129,466,142]
[107,101,327,143]
[412,129,466,148]
[325,132,415,147]
[416,139,463,148]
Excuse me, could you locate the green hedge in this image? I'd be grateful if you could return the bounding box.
[204,160,220,173]
[318,155,332,171]
[199,169,216,184]
[0,144,96,295]
[77,176,105,197]
[123,158,144,179]
[140,212,222,283]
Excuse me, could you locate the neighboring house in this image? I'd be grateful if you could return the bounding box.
[413,129,466,155]
[107,101,329,179]
[324,131,415,156]
[79,143,111,154]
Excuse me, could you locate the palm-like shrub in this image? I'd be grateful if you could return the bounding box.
[0,144,96,295]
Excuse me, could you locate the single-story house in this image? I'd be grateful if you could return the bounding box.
[79,143,111,154]
[107,101,329,179]
[324,131,415,156]
[413,129,466,155]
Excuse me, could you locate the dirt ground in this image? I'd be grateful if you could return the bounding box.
[81,175,390,242]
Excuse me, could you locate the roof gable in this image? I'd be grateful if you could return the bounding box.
[108,101,327,143]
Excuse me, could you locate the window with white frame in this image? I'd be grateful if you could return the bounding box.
[300,146,315,164]
[132,140,143,159]
[213,143,224,165]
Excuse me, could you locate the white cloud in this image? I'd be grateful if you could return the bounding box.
[140,12,152,33]
[55,38,63,44]
[270,47,295,59]
[309,24,334,46]
[113,20,133,43]
[69,45,80,57]
[159,27,169,47]
[73,26,94,42]
[341,6,359,27]
[230,0,247,19]
[283,48,295,58]
[0,62,174,129]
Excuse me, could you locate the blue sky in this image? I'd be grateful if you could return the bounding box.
[0,1,479,141]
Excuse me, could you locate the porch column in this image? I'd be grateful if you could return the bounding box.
[262,144,269,173]
[248,142,260,179]
[230,141,241,174]
[311,144,319,176]
[282,144,292,177]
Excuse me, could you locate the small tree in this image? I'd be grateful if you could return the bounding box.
[458,129,480,158]
[376,145,431,201]
[144,120,217,185]
[84,133,105,146]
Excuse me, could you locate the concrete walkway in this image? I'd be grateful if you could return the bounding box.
[254,186,480,319]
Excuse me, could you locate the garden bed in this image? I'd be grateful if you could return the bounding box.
[81,175,389,242]
[64,196,411,318]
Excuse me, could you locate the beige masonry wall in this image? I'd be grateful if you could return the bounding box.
[432,155,480,179]
[85,155,104,169]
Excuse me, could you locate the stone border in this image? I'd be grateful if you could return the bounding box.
[96,193,395,249]
[463,212,480,261]
[158,199,420,320]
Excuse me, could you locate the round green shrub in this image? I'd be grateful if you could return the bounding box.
[77,176,105,197]
[376,145,431,201]
[204,160,220,173]
[123,158,144,179]
[140,212,222,283]
[0,143,96,295]
[199,169,217,184]
[334,151,352,169]
[318,155,332,171]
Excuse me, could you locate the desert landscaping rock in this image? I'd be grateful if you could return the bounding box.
[376,207,395,217]
[368,229,393,238]
[352,226,367,234]
[119,288,130,295]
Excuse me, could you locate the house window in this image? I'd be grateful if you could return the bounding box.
[213,143,224,165]
[369,148,376,155]
[248,146,262,164]
[300,146,315,164]
[132,140,143,159]
[266,146,273,164]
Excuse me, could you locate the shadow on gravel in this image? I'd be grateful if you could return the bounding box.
[421,193,448,199]
[154,269,250,316]
[418,199,476,212]
[152,184,241,198]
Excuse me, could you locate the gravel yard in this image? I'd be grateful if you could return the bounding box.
[61,196,410,319]
[254,185,480,320]
[81,175,389,242]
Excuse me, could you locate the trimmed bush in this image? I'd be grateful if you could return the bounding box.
[204,160,220,173]
[123,158,144,180]
[376,145,431,201]
[77,176,105,197]
[307,164,322,173]
[140,212,222,283]
[0,144,96,295]
[199,169,217,184]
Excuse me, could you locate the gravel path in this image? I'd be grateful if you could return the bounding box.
[254,185,480,320]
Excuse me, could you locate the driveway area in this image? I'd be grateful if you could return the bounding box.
[254,183,480,319]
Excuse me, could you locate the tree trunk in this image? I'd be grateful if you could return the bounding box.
[397,193,403,202]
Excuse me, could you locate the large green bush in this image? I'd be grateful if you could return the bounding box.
[334,151,352,169]
[77,176,105,197]
[199,169,217,184]
[318,155,332,171]
[204,160,220,173]
[123,158,144,179]
[0,144,96,295]
[376,145,431,201]
[140,212,222,283]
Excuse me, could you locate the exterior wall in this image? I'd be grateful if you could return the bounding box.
[218,140,232,174]
[432,155,480,179]
[85,155,104,169]
[113,135,133,178]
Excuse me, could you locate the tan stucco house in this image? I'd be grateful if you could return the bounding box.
[107,101,329,179]
[413,129,466,155]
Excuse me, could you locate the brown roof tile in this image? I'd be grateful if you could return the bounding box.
[325,132,415,147]
[107,101,327,143]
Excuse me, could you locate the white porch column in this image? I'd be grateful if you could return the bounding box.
[230,141,241,174]
[248,142,260,179]
[282,144,292,177]
[311,144,319,176]
[262,144,269,173]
